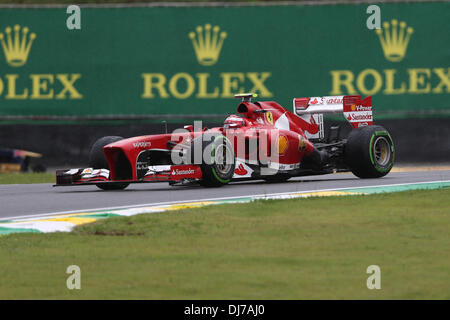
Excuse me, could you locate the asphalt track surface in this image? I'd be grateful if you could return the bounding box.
[1,170,450,220]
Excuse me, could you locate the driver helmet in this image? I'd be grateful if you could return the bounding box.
[224,115,245,129]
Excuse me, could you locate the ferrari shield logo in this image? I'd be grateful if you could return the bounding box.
[265,111,274,125]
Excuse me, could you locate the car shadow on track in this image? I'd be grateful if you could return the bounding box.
[53,175,383,193]
[54,183,203,193]
[230,177,369,185]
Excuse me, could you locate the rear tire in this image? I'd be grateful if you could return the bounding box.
[89,136,129,190]
[344,125,395,178]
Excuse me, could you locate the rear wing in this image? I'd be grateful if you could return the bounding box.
[293,95,373,129]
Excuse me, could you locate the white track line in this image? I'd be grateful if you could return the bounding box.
[1,179,449,222]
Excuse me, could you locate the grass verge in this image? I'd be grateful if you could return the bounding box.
[0,172,54,184]
[0,189,448,299]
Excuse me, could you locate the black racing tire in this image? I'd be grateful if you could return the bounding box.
[199,135,235,187]
[344,125,395,178]
[263,174,291,183]
[88,136,129,190]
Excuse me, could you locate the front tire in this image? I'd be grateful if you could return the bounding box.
[344,125,395,178]
[89,136,129,190]
[199,135,235,187]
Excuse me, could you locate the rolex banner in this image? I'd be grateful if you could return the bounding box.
[0,2,448,121]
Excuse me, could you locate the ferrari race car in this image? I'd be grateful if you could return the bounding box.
[56,93,395,190]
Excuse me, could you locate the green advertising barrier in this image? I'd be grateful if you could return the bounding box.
[0,2,448,122]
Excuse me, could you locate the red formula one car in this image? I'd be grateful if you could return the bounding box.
[56,93,395,190]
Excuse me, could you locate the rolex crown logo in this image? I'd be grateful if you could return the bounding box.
[376,19,413,62]
[0,25,36,67]
[189,24,226,66]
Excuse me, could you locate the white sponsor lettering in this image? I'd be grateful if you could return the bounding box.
[171,168,195,175]
[344,110,373,122]
[355,105,372,111]
[133,141,151,148]
[350,113,373,121]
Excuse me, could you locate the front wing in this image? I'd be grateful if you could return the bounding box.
[55,165,203,186]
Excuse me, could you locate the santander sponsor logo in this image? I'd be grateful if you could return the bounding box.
[310,98,319,105]
[349,113,373,121]
[171,168,195,175]
[234,164,248,175]
[325,97,343,104]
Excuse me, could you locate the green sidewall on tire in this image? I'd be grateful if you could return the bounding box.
[200,135,235,187]
[369,131,395,173]
[345,125,395,179]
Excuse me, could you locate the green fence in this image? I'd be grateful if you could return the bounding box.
[0,2,448,122]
